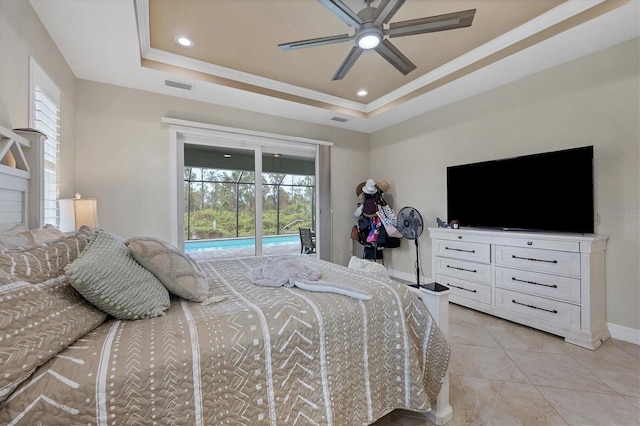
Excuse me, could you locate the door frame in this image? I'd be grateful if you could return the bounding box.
[163,118,332,257]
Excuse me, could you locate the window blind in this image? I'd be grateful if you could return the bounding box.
[34,86,60,227]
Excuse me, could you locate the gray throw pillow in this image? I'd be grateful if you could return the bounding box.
[125,236,209,302]
[65,230,170,320]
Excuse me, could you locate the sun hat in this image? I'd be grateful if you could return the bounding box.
[355,181,366,197]
[362,179,377,195]
[376,180,390,194]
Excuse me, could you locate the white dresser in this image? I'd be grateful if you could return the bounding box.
[429,227,609,349]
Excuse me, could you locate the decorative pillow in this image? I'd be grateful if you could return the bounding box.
[0,231,91,284]
[31,224,66,245]
[0,276,107,404]
[65,230,170,320]
[0,223,26,234]
[0,229,35,249]
[125,236,209,302]
[347,255,390,279]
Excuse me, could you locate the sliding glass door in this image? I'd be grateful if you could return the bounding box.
[182,144,315,258]
[166,119,330,260]
[183,145,258,256]
[260,151,315,256]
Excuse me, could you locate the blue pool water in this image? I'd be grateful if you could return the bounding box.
[185,234,299,252]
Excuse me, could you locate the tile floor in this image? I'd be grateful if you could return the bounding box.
[373,303,640,425]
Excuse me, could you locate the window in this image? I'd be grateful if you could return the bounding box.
[183,166,315,241]
[30,59,60,227]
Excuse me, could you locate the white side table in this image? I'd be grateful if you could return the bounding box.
[409,283,453,425]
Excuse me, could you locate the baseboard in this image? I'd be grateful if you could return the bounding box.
[607,322,640,345]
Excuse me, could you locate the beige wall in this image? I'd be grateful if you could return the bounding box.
[74,80,370,265]
[371,38,640,331]
[0,0,77,199]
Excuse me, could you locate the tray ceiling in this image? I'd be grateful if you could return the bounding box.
[30,0,638,132]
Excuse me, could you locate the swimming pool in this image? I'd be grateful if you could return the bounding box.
[185,234,299,252]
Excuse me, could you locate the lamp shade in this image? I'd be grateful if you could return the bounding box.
[59,198,98,232]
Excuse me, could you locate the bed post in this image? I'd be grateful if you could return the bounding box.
[418,284,453,425]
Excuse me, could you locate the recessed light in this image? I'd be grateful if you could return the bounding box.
[224,154,231,158]
[175,36,194,48]
[357,89,368,97]
[273,153,281,158]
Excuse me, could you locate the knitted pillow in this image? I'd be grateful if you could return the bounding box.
[125,236,208,302]
[65,230,170,320]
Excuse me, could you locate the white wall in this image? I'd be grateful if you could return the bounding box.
[0,0,77,199]
[74,80,370,265]
[370,38,640,333]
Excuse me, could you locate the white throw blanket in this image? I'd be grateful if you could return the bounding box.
[247,257,372,300]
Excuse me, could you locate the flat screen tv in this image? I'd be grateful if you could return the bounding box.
[447,146,594,234]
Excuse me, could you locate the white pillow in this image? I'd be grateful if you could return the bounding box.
[0,230,35,249]
[347,256,390,279]
[31,224,66,244]
[0,223,27,234]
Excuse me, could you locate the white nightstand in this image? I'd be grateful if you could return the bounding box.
[408,283,453,425]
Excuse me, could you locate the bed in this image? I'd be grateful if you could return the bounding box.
[0,125,451,425]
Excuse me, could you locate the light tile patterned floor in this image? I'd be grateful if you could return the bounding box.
[373,303,640,426]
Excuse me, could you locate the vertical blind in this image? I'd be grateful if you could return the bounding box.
[34,86,60,227]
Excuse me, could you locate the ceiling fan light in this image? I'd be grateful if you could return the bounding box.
[357,34,380,49]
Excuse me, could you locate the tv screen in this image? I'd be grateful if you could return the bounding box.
[447,146,594,234]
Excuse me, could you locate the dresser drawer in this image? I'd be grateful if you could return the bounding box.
[492,236,579,252]
[495,288,581,330]
[494,246,581,277]
[433,239,490,263]
[429,230,492,244]
[435,274,491,305]
[495,266,581,303]
[434,257,491,284]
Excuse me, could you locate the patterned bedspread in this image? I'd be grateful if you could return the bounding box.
[0,256,449,425]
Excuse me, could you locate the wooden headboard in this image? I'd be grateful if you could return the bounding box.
[0,125,31,231]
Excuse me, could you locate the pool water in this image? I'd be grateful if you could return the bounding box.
[185,234,299,252]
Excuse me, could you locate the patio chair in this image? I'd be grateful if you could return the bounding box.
[299,228,316,254]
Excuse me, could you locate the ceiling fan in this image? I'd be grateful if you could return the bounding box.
[279,0,476,81]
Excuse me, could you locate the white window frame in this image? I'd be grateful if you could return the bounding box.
[29,58,60,228]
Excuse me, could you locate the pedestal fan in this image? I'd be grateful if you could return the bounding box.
[396,206,424,288]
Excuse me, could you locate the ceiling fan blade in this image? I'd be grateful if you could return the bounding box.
[385,9,476,38]
[374,39,416,75]
[278,33,353,51]
[332,46,364,80]
[373,0,406,26]
[317,0,363,27]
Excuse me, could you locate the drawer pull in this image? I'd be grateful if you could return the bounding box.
[448,284,477,293]
[445,246,476,253]
[512,277,558,288]
[447,265,477,273]
[511,255,558,264]
[512,299,558,314]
